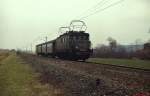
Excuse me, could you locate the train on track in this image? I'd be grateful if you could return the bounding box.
[36,20,93,60]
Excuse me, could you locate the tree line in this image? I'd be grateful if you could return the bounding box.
[92,37,150,60]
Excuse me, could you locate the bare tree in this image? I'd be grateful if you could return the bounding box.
[107,37,117,52]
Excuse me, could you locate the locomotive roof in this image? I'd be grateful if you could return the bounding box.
[58,31,89,38]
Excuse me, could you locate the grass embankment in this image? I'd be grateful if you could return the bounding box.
[0,53,52,96]
[0,52,9,61]
[87,58,150,70]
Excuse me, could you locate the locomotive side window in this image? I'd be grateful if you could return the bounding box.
[81,36,84,40]
[70,36,72,39]
[73,36,76,40]
[83,36,86,40]
[69,35,89,41]
[85,36,89,40]
[76,36,79,40]
[78,36,88,40]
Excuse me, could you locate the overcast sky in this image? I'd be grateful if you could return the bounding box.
[0,0,150,50]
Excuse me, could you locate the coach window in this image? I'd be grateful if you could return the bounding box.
[61,38,63,43]
[62,38,63,43]
[67,36,69,40]
[64,37,65,42]
[63,38,65,43]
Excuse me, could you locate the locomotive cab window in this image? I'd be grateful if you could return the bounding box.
[69,36,73,40]
[69,35,88,40]
[79,36,88,40]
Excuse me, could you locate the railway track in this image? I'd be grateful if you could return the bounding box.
[38,55,150,72]
[85,61,150,72]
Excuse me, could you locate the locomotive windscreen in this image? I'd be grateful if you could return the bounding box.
[69,33,91,51]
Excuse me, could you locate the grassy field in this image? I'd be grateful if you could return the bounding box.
[0,52,52,96]
[87,58,150,70]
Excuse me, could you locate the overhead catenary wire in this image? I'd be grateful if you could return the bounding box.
[79,0,124,20]
[75,0,109,19]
